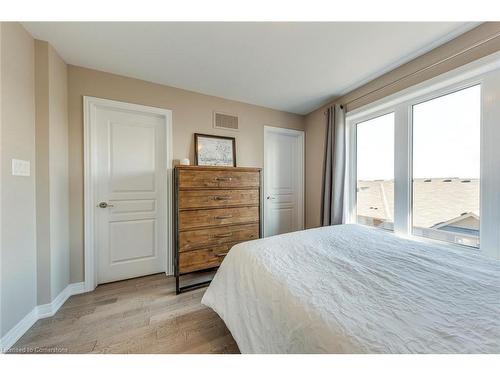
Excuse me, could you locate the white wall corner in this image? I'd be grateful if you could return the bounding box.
[0,281,85,352]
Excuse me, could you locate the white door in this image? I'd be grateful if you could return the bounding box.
[93,103,168,284]
[263,126,304,237]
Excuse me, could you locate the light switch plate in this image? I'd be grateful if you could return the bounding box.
[12,159,30,177]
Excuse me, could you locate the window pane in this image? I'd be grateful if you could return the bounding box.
[412,85,480,247]
[356,113,394,230]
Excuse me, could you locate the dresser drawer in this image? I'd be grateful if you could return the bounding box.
[178,244,233,274]
[178,223,259,252]
[178,169,260,189]
[178,189,259,209]
[179,206,259,230]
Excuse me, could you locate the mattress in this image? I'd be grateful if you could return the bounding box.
[201,224,500,353]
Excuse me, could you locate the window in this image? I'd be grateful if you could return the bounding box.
[412,85,481,247]
[356,113,394,230]
[346,56,500,259]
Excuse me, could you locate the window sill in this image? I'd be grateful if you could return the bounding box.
[356,222,480,254]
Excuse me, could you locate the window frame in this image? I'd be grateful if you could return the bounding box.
[348,110,396,231]
[410,83,482,248]
[345,51,500,260]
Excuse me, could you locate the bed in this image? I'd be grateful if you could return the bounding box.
[201,224,500,353]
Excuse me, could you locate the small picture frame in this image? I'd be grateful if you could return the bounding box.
[194,133,236,167]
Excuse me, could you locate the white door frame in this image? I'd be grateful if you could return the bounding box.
[263,125,305,237]
[83,96,173,292]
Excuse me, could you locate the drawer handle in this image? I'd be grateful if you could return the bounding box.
[216,252,228,257]
[215,176,232,182]
[213,233,233,239]
[213,196,230,201]
[215,215,233,220]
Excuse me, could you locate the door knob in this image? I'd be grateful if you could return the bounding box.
[266,196,276,200]
[98,202,114,208]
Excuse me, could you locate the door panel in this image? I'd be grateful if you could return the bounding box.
[95,106,166,284]
[110,199,156,214]
[110,122,156,192]
[264,128,304,237]
[109,219,156,262]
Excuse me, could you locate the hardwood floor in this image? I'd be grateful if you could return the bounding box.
[10,274,239,354]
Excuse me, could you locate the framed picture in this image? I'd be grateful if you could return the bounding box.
[194,133,236,167]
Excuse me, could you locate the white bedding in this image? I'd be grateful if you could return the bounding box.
[201,224,500,353]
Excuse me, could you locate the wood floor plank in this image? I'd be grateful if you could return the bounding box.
[9,274,239,354]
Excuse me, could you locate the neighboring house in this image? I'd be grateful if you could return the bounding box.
[357,178,480,243]
[432,212,480,236]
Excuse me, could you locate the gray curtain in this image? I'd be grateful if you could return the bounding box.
[321,104,346,226]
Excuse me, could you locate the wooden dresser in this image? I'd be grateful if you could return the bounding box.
[174,165,261,293]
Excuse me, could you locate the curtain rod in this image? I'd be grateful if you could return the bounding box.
[324,105,343,115]
[324,29,500,115]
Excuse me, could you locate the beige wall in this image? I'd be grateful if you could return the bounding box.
[304,108,326,228]
[0,22,37,336]
[35,40,51,304]
[48,44,69,300]
[68,66,305,282]
[34,40,70,304]
[304,22,500,229]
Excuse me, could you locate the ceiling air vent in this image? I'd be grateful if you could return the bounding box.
[213,111,239,131]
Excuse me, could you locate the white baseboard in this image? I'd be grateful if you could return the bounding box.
[36,282,85,319]
[0,308,38,353]
[0,282,86,352]
[68,282,85,296]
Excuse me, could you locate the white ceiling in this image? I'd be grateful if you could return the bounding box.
[23,22,479,114]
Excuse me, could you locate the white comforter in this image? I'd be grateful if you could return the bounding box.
[201,224,500,353]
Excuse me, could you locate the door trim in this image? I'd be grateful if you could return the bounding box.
[263,126,305,237]
[83,96,173,292]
